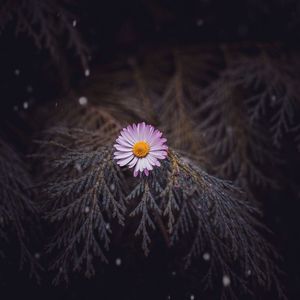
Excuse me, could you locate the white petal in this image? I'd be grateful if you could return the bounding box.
[144,125,155,142]
[148,130,163,145]
[120,130,134,145]
[117,155,134,166]
[114,151,133,159]
[150,144,168,151]
[134,159,141,174]
[147,153,161,166]
[132,124,137,132]
[117,136,133,147]
[144,157,153,170]
[139,158,145,172]
[126,126,138,143]
[128,156,138,168]
[150,151,167,159]
[114,150,131,156]
[141,122,146,140]
[114,144,132,152]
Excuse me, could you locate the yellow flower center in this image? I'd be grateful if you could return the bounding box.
[132,141,150,158]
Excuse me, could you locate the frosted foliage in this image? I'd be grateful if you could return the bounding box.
[0,138,39,279]
[194,46,300,200]
[36,127,285,298]
[30,44,296,298]
[215,48,300,148]
[197,73,279,199]
[37,128,127,284]
[0,0,89,70]
[77,45,299,202]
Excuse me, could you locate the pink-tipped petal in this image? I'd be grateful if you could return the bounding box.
[120,131,134,145]
[118,155,134,166]
[114,151,133,159]
[116,137,133,147]
[134,159,141,174]
[147,153,161,166]
[139,158,145,172]
[140,122,146,140]
[144,158,153,170]
[128,156,138,168]
[126,126,137,143]
[114,144,132,152]
[150,151,167,159]
[150,144,168,151]
[114,122,168,177]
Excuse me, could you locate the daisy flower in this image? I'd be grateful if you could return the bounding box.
[113,122,168,177]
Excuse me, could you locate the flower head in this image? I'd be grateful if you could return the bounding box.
[114,122,168,176]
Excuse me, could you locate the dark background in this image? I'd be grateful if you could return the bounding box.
[0,0,300,299]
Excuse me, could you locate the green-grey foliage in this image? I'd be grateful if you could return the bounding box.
[36,127,284,298]
[0,138,40,279]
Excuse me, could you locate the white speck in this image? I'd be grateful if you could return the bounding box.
[84,69,90,77]
[14,69,20,76]
[75,163,82,172]
[13,105,18,111]
[181,156,192,165]
[190,295,195,300]
[171,271,176,276]
[203,252,210,261]
[84,206,90,213]
[246,269,251,276]
[78,96,88,106]
[196,19,204,27]
[115,258,122,266]
[227,126,233,134]
[72,20,77,27]
[110,183,115,191]
[55,102,58,107]
[271,95,277,105]
[23,102,29,109]
[167,296,171,300]
[106,223,111,230]
[34,252,41,259]
[222,275,231,287]
[59,267,63,272]
[27,85,33,93]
